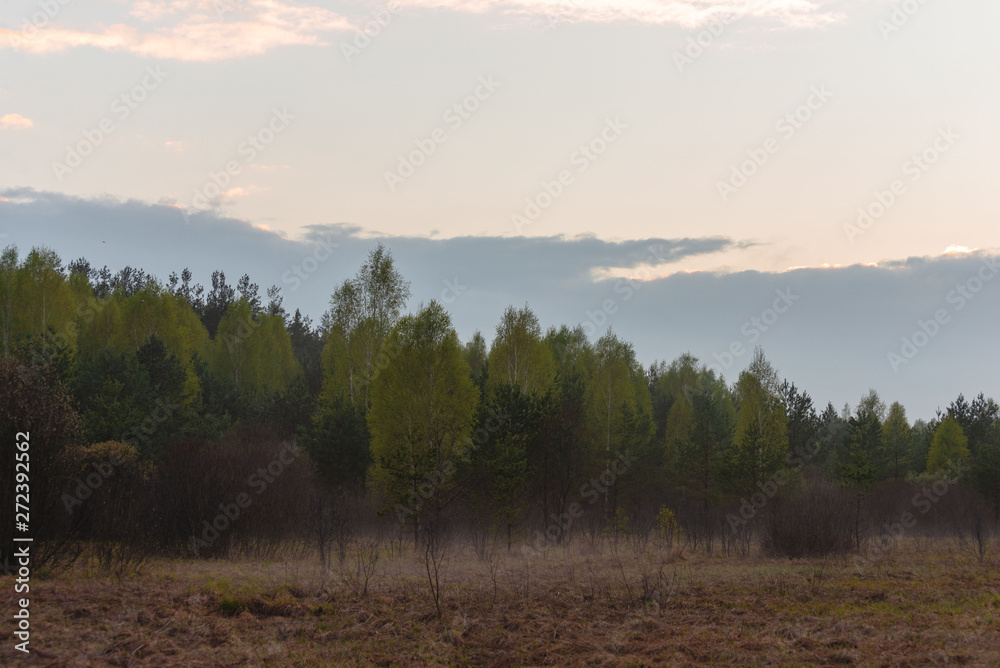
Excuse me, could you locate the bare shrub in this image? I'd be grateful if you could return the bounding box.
[64,440,156,576]
[422,520,450,618]
[0,355,82,573]
[155,424,313,558]
[760,480,855,558]
[950,489,995,564]
[339,531,383,598]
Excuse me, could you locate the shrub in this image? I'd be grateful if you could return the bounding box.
[760,480,855,558]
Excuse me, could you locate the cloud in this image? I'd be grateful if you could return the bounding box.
[0,0,352,61]
[0,113,34,130]
[396,0,848,29]
[1,188,997,420]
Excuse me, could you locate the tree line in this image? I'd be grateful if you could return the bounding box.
[1,243,998,570]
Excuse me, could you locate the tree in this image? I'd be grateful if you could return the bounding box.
[16,247,77,344]
[211,299,298,396]
[813,401,848,475]
[970,426,1000,520]
[949,393,999,458]
[0,246,18,355]
[530,350,592,535]
[882,401,912,480]
[469,383,543,548]
[926,415,970,476]
[724,347,787,498]
[302,398,370,490]
[367,302,478,545]
[486,304,555,396]
[584,330,648,517]
[0,355,81,571]
[856,388,887,423]
[544,324,592,377]
[686,367,735,507]
[201,270,236,337]
[322,244,411,408]
[783,381,818,461]
[462,331,487,383]
[287,308,324,397]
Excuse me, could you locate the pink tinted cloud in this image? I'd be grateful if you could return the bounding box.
[0,0,352,61]
[397,0,847,28]
[0,113,34,129]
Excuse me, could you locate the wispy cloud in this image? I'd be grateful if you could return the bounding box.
[0,113,33,130]
[396,0,848,29]
[0,0,352,61]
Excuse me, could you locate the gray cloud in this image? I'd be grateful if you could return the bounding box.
[2,188,997,420]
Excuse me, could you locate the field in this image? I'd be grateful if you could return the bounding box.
[4,539,1000,666]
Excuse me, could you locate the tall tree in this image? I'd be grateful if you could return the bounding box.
[724,347,787,498]
[926,415,970,476]
[469,383,543,548]
[584,330,648,517]
[486,304,555,396]
[882,401,912,480]
[462,331,488,383]
[322,244,411,408]
[367,301,478,543]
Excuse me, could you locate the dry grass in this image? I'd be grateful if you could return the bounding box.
[4,538,1000,666]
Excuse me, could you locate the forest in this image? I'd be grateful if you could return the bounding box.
[1,242,998,576]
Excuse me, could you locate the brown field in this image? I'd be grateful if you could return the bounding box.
[4,539,1000,667]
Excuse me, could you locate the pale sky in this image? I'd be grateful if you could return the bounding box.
[2,0,999,418]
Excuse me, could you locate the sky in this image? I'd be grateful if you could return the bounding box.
[1,0,998,419]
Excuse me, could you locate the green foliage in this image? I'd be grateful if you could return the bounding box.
[461,331,487,383]
[469,383,544,546]
[302,398,370,490]
[725,348,788,498]
[585,330,647,454]
[655,506,683,547]
[486,304,555,396]
[926,415,970,475]
[367,301,478,524]
[211,299,298,396]
[73,336,188,459]
[882,401,912,480]
[321,244,411,409]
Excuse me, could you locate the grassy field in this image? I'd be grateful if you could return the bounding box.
[4,539,1000,666]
